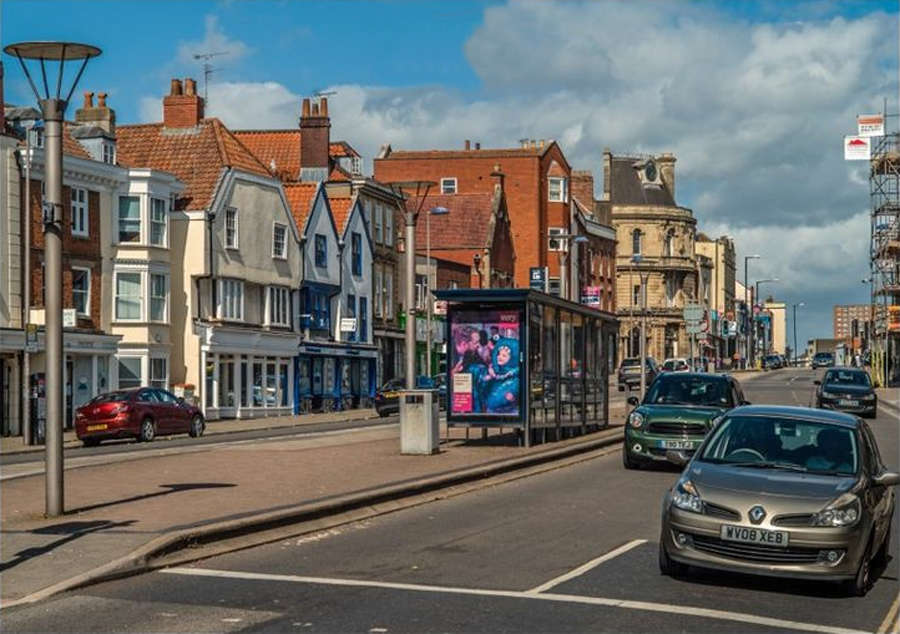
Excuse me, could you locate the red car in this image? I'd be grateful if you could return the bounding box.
[75,387,204,447]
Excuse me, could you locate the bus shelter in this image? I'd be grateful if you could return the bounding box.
[433,289,619,447]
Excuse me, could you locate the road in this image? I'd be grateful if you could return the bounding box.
[3,369,898,633]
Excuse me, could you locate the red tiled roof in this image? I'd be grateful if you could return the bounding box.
[284,182,319,235]
[117,119,271,211]
[63,123,93,160]
[330,141,359,158]
[329,197,353,234]
[384,146,545,161]
[408,192,494,250]
[329,164,353,181]
[233,129,300,181]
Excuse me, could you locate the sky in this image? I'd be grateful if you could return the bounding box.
[2,0,898,351]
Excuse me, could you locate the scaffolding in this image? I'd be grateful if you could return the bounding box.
[869,111,900,386]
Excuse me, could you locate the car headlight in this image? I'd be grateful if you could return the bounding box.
[628,411,645,429]
[812,495,861,527]
[671,479,703,514]
[821,391,839,399]
[861,393,875,401]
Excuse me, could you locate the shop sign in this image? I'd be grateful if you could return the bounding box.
[529,267,548,292]
[844,136,871,161]
[63,309,77,328]
[580,286,601,308]
[25,323,38,352]
[340,318,357,332]
[858,114,884,138]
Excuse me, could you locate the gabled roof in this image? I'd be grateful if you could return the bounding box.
[283,182,319,236]
[117,118,271,211]
[329,197,353,235]
[329,164,353,181]
[62,123,94,160]
[330,141,359,159]
[408,192,495,250]
[231,130,358,182]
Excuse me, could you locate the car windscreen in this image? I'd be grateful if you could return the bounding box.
[621,359,640,368]
[90,391,131,404]
[697,415,859,476]
[824,370,870,387]
[643,376,732,407]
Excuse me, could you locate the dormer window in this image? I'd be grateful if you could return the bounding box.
[441,178,457,194]
[102,142,116,165]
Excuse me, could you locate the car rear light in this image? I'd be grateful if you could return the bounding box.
[111,404,131,415]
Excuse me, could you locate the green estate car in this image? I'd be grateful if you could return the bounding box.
[623,372,749,469]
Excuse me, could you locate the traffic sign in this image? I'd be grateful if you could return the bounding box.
[686,322,704,334]
[683,304,704,322]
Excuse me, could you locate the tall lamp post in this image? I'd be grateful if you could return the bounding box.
[743,254,760,369]
[755,278,779,361]
[5,41,101,517]
[425,206,450,376]
[388,181,436,390]
[631,255,656,399]
[552,233,588,300]
[792,302,805,364]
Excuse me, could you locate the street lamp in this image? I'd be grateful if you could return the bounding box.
[387,180,436,390]
[631,254,657,399]
[425,206,450,376]
[743,254,760,369]
[792,302,805,364]
[551,233,588,300]
[755,278,779,360]
[5,41,101,517]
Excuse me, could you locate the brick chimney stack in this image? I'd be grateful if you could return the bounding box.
[75,89,116,135]
[163,77,205,129]
[490,163,505,192]
[601,148,612,202]
[299,96,331,181]
[571,170,595,209]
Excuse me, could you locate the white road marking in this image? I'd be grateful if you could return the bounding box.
[161,566,870,634]
[526,539,647,593]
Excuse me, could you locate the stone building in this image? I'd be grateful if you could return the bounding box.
[601,150,701,363]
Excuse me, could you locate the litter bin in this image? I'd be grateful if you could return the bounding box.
[400,389,440,455]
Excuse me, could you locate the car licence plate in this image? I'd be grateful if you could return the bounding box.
[86,424,108,432]
[838,399,859,407]
[660,440,696,450]
[720,524,789,547]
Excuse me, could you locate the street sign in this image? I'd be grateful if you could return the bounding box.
[433,300,448,316]
[686,322,704,334]
[529,267,548,293]
[683,304,704,322]
[25,323,38,352]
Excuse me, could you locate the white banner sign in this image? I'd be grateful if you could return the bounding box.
[63,309,77,328]
[844,136,871,161]
[340,317,357,332]
[857,114,884,138]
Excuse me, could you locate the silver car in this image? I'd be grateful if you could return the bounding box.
[659,405,898,596]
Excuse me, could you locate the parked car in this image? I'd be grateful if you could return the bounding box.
[762,354,782,370]
[75,387,204,447]
[661,358,690,373]
[812,352,836,369]
[617,357,660,392]
[374,376,436,417]
[622,372,748,469]
[815,367,877,418]
[659,405,898,596]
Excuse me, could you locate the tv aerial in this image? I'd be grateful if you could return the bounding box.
[192,51,229,102]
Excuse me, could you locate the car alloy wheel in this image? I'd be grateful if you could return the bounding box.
[189,415,205,438]
[139,418,156,443]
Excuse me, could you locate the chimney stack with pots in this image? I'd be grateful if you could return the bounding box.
[601,148,612,202]
[299,97,331,181]
[75,89,116,135]
[163,77,205,129]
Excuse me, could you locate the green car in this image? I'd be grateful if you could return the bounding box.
[623,372,749,469]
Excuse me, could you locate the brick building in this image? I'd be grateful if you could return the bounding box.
[834,304,872,339]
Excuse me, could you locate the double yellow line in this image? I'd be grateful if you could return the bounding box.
[879,593,900,634]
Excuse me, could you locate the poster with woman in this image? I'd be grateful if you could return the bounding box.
[449,308,521,417]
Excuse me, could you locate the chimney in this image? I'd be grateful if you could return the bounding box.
[163,77,205,129]
[464,139,471,150]
[539,139,545,149]
[601,148,612,202]
[299,97,331,181]
[658,152,676,200]
[571,170,594,209]
[75,89,116,135]
[475,142,481,150]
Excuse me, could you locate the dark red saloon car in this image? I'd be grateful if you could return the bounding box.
[75,388,204,447]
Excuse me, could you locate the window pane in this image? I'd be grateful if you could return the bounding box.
[150,358,167,389]
[72,268,90,315]
[150,274,167,321]
[118,196,140,242]
[226,208,238,248]
[150,198,167,245]
[116,273,142,320]
[118,357,142,389]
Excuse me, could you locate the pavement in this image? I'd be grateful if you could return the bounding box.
[0,396,630,609]
[1,368,895,611]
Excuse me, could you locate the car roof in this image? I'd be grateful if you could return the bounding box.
[726,404,859,429]
[824,366,865,373]
[655,372,729,382]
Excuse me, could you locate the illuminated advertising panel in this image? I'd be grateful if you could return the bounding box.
[448,307,522,418]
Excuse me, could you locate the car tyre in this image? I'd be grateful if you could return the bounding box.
[188,415,205,438]
[622,447,642,470]
[658,539,688,578]
[139,417,156,443]
[845,536,874,597]
[81,437,100,448]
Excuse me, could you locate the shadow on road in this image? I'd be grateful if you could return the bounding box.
[67,482,237,515]
[0,519,137,573]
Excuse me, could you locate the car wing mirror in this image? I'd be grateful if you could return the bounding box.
[665,450,690,467]
[627,396,640,406]
[814,380,821,386]
[176,396,185,403]
[873,472,900,487]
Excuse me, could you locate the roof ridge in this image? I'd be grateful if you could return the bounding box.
[212,118,272,174]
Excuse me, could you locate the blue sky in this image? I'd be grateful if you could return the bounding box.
[2,0,898,347]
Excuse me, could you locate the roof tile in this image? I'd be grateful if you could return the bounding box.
[407,192,494,250]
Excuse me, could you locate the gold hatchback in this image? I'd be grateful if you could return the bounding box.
[659,406,898,596]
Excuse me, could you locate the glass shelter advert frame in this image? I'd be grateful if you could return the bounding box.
[448,305,524,423]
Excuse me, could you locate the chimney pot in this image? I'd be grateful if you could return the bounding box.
[464,139,470,150]
[539,139,545,149]
[170,79,183,96]
[475,142,480,150]
[321,97,328,117]
[98,92,107,108]
[83,91,94,108]
[302,99,311,118]
[184,78,197,96]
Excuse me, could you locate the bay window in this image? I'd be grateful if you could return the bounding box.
[115,272,142,320]
[150,198,167,246]
[218,278,244,321]
[118,196,141,243]
[150,274,168,322]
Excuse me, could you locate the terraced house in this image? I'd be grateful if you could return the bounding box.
[117,78,302,420]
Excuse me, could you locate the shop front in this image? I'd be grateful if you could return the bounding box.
[199,325,299,420]
[435,289,618,447]
[296,342,377,414]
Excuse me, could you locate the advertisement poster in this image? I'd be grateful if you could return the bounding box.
[449,308,521,416]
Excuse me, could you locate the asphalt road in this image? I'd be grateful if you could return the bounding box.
[4,369,898,633]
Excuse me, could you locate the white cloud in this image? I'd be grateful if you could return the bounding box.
[175,14,251,66]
